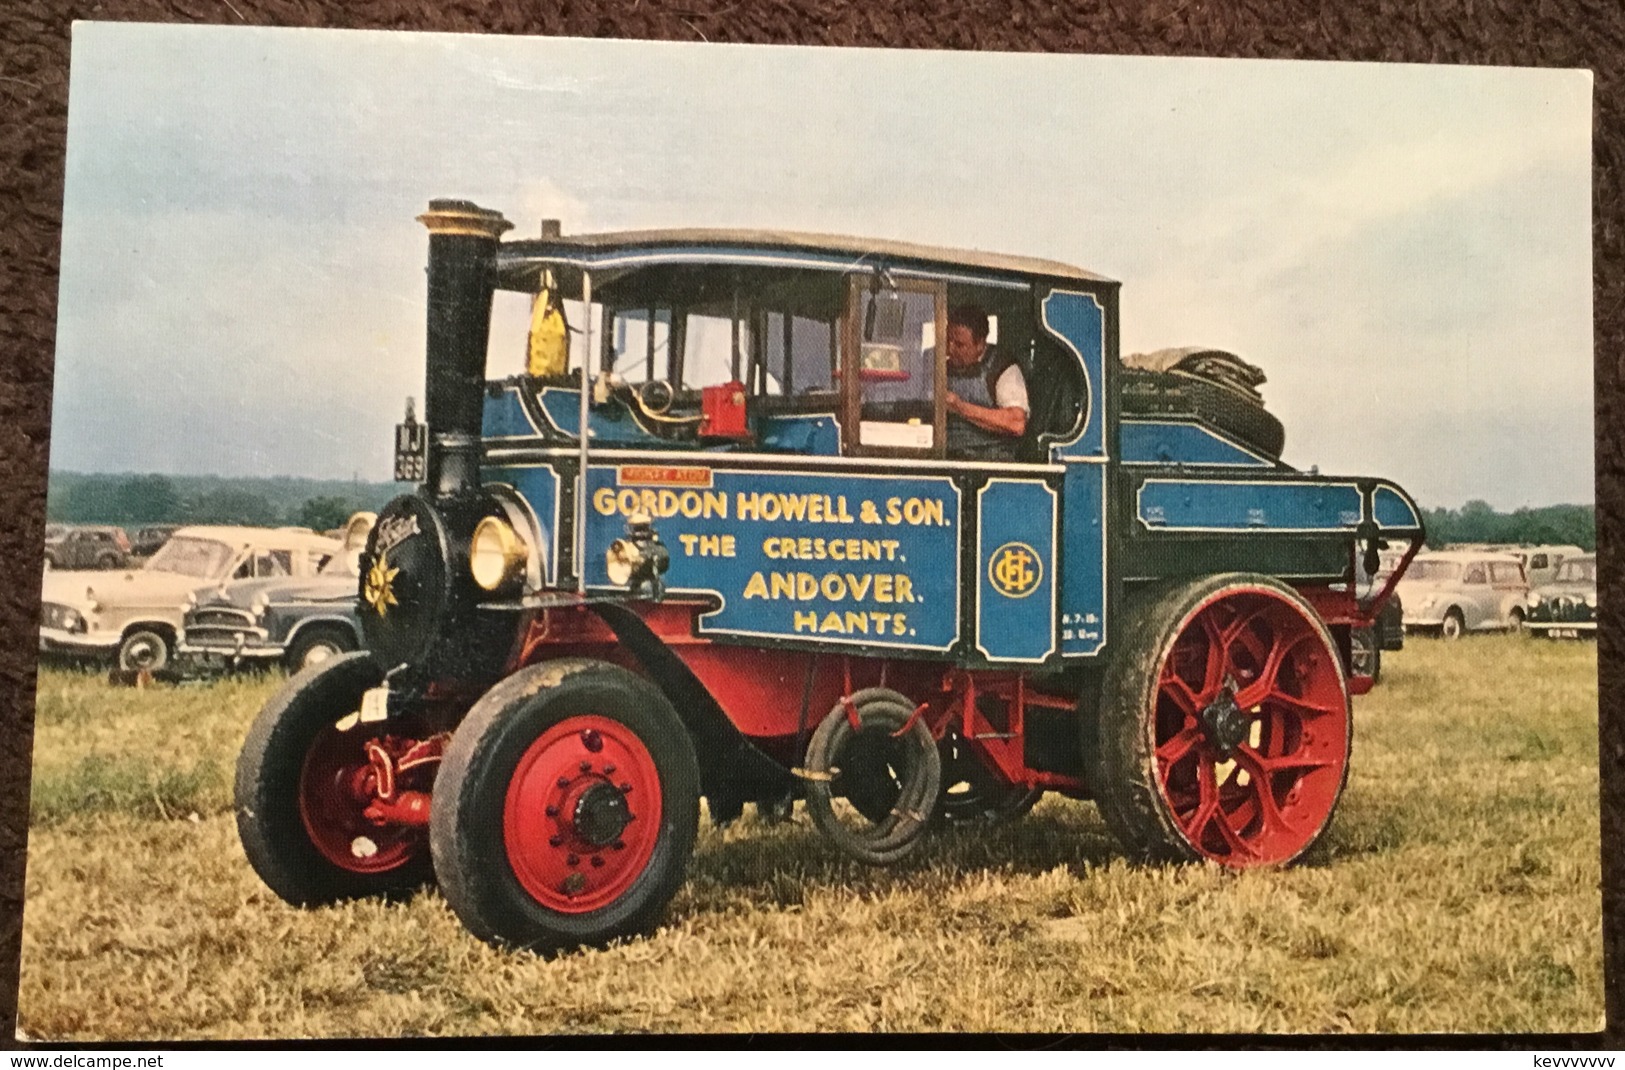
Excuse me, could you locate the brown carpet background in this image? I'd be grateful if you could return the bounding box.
[0,0,1619,1045]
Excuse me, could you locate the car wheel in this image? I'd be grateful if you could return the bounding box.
[236,651,435,905]
[1093,573,1351,868]
[117,629,171,673]
[430,659,700,953]
[95,553,121,570]
[1440,609,1465,641]
[286,626,358,673]
[1505,607,1525,635]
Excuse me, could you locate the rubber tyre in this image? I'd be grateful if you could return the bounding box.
[1120,368,1286,458]
[235,651,434,905]
[1094,573,1352,868]
[1505,607,1525,635]
[430,659,700,953]
[1440,609,1465,641]
[286,625,358,673]
[117,629,171,673]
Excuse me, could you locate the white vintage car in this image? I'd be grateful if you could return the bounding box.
[1395,549,1530,639]
[39,525,343,672]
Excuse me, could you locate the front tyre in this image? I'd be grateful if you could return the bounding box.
[1095,574,1351,868]
[235,652,434,904]
[430,660,700,953]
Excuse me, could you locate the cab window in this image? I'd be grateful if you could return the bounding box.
[1489,562,1523,584]
[1463,565,1488,585]
[841,276,945,457]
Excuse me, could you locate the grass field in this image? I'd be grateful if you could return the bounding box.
[16,635,1603,1038]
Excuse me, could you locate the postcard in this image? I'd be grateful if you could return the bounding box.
[19,23,1597,1038]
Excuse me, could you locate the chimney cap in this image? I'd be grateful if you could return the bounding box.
[541,219,562,238]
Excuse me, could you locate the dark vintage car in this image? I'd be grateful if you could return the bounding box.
[178,514,375,672]
[43,525,131,570]
[1524,552,1596,638]
[131,524,180,558]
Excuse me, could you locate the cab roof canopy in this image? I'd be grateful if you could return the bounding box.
[494,228,1113,294]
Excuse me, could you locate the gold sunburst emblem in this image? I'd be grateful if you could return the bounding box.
[364,551,401,617]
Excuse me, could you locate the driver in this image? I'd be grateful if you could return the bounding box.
[944,304,1028,459]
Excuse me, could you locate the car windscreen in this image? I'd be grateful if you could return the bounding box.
[1555,559,1595,583]
[145,537,235,579]
[320,551,359,578]
[1408,560,1463,582]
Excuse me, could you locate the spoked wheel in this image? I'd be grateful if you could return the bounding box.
[1095,574,1352,868]
[236,652,436,904]
[933,730,1042,826]
[430,660,700,953]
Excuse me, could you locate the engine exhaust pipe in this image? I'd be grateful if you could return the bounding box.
[416,200,513,501]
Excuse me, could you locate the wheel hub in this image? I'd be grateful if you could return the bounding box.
[1198,687,1250,759]
[571,781,632,846]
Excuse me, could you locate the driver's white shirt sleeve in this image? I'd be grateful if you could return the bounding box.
[994,365,1030,414]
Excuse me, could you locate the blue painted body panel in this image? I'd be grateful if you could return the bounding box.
[482,385,542,439]
[976,480,1057,662]
[1042,291,1107,462]
[483,464,561,583]
[755,413,840,455]
[1138,480,1364,532]
[1059,463,1107,655]
[1120,420,1273,468]
[582,464,961,652]
[1374,485,1421,529]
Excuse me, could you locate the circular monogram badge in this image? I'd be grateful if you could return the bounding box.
[988,542,1043,599]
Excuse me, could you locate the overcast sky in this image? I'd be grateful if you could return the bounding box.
[53,24,1593,509]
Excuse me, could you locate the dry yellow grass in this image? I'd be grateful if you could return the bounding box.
[17,635,1602,1038]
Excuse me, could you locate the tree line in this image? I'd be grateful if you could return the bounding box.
[48,473,400,533]
[1420,501,1594,552]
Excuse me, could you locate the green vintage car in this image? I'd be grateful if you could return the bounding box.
[1524,552,1596,638]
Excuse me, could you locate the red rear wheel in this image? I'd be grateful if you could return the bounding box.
[1096,575,1351,868]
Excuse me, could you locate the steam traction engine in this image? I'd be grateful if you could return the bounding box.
[236,200,1422,951]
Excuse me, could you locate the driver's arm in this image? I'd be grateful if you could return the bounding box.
[945,365,1029,437]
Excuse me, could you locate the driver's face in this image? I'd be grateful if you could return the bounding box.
[945,323,986,368]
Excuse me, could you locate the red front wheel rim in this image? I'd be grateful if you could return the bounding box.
[503,715,664,914]
[298,721,423,875]
[1152,589,1349,866]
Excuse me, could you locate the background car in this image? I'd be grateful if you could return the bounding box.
[39,525,343,673]
[178,514,374,672]
[42,525,131,571]
[1396,549,1529,639]
[130,524,180,558]
[1525,552,1596,638]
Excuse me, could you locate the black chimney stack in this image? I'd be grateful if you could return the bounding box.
[416,199,513,501]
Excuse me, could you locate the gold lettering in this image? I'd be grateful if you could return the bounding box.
[737,492,761,520]
[720,535,736,557]
[592,487,617,515]
[844,611,869,634]
[886,497,903,524]
[771,573,795,599]
[820,611,845,634]
[704,490,727,518]
[844,573,873,601]
[679,533,699,555]
[794,610,819,632]
[743,572,769,599]
[882,539,900,560]
[820,574,847,600]
[897,576,915,602]
[874,575,893,602]
[797,573,818,600]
